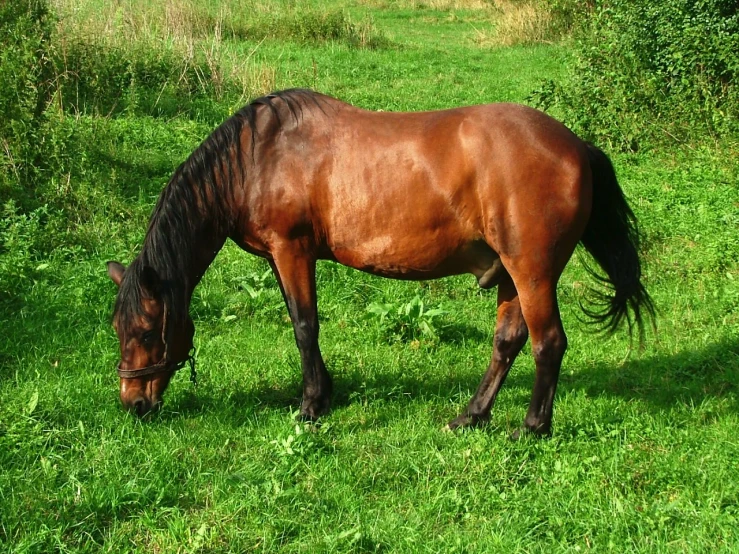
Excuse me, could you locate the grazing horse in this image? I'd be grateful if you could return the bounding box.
[107,89,653,436]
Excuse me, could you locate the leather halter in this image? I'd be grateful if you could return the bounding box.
[116,351,196,383]
[115,305,197,383]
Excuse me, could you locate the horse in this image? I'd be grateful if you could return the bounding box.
[107,89,654,436]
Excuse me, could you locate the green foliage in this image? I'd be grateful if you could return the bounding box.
[533,0,739,150]
[0,0,55,196]
[224,266,283,321]
[367,295,448,342]
[55,41,232,121]
[236,268,277,301]
[229,8,388,48]
[546,0,587,35]
[0,202,48,306]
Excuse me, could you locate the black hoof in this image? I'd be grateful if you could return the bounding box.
[298,397,331,422]
[510,424,551,441]
[445,413,489,432]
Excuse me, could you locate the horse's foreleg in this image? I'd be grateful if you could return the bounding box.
[270,250,332,421]
[447,277,528,430]
[512,283,567,438]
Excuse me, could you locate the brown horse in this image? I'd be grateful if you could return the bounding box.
[107,89,653,436]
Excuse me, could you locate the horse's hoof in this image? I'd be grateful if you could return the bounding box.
[446,413,488,431]
[297,411,320,423]
[298,398,331,422]
[510,425,551,441]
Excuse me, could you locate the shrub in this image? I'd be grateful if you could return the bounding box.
[533,0,739,150]
[0,0,56,198]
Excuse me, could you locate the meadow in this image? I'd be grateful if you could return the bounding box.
[1,0,738,551]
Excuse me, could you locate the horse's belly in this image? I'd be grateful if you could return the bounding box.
[331,236,451,278]
[329,233,502,284]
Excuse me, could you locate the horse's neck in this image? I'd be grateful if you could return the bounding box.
[143,193,229,305]
[184,232,227,301]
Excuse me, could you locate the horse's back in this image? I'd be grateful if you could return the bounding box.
[245,95,591,281]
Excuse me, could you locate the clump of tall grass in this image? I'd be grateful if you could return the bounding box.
[52,0,387,49]
[476,0,578,46]
[50,0,280,119]
[359,0,493,9]
[46,0,386,118]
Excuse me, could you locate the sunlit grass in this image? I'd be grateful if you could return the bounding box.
[1,0,738,552]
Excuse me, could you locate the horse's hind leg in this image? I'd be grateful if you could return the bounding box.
[447,276,529,430]
[512,280,567,438]
[270,248,332,421]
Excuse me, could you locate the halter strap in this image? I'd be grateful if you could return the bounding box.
[115,302,197,383]
[116,350,196,383]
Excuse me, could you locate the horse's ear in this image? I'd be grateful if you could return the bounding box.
[139,265,162,298]
[107,261,126,287]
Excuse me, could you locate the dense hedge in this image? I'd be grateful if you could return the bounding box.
[536,0,739,150]
[0,0,56,199]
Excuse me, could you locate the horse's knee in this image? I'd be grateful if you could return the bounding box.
[493,324,528,363]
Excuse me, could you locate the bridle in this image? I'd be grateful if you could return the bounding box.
[115,304,197,384]
[116,350,196,383]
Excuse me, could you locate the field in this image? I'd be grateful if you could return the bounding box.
[1,0,738,552]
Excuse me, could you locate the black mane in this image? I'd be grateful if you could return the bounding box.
[114,88,324,334]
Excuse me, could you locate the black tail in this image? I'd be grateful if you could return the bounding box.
[580,143,655,341]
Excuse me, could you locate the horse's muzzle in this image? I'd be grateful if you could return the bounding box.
[125,396,161,417]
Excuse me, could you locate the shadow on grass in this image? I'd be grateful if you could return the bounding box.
[561,338,739,411]
[436,322,490,345]
[164,337,739,425]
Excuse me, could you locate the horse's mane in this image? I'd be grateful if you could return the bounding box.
[114,88,324,334]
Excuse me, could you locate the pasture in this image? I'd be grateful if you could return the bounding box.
[1,0,738,551]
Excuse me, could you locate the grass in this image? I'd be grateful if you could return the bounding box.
[1,0,738,552]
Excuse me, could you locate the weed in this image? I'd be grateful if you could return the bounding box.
[367,295,448,342]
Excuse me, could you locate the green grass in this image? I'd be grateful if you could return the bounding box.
[1,1,738,552]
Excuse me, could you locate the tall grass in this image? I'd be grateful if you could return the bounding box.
[359,0,493,8]
[476,0,579,46]
[53,0,386,49]
[51,0,280,116]
[358,0,578,46]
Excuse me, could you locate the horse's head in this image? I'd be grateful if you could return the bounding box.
[107,261,194,416]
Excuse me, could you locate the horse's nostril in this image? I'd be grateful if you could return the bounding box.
[132,398,148,416]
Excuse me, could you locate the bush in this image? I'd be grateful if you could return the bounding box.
[55,40,231,120]
[0,0,56,199]
[533,0,739,150]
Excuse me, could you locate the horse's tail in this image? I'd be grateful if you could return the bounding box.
[579,142,655,341]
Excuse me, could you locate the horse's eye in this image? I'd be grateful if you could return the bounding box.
[141,330,157,344]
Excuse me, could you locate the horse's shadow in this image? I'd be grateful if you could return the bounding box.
[162,337,739,426]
